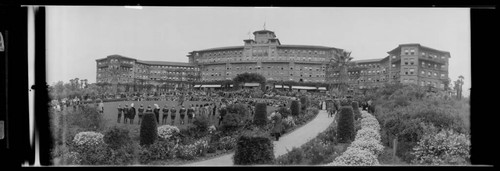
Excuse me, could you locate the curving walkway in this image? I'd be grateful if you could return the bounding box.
[185,109,334,166]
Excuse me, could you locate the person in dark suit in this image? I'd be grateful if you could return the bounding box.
[129,103,136,124]
[162,104,169,125]
[187,104,194,124]
[170,106,177,125]
[218,104,227,126]
[179,105,186,125]
[137,104,145,125]
[123,104,129,124]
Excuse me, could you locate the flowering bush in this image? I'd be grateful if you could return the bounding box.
[282,116,296,130]
[350,139,384,156]
[177,144,198,160]
[157,125,180,140]
[73,131,105,147]
[328,147,380,166]
[139,140,178,164]
[208,125,216,134]
[217,136,237,151]
[355,128,381,142]
[193,138,209,156]
[60,151,81,165]
[361,117,381,131]
[411,123,470,165]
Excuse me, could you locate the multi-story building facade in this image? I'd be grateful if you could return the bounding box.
[96,54,200,92]
[327,43,450,90]
[187,30,341,85]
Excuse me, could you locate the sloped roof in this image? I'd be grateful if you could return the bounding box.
[136,60,194,66]
[278,44,339,50]
[354,58,384,63]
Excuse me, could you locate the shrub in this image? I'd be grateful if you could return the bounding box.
[222,104,250,131]
[275,147,305,165]
[300,96,309,111]
[176,144,198,160]
[140,113,158,146]
[350,139,384,156]
[103,126,131,150]
[233,130,275,165]
[157,125,180,140]
[355,128,381,142]
[361,117,381,131]
[328,147,380,166]
[352,101,362,120]
[282,116,296,132]
[75,143,112,165]
[218,136,237,151]
[277,107,291,118]
[411,123,470,165]
[290,100,301,116]
[192,138,210,157]
[107,142,138,165]
[192,114,210,132]
[339,99,352,106]
[66,106,106,132]
[254,102,268,126]
[73,131,105,148]
[337,106,355,143]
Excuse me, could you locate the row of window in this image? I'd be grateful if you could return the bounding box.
[197,56,327,63]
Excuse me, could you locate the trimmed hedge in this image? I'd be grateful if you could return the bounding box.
[277,107,291,118]
[337,106,355,143]
[352,101,361,121]
[300,96,309,111]
[290,100,301,116]
[233,130,275,165]
[254,103,268,126]
[139,112,158,146]
[103,126,131,150]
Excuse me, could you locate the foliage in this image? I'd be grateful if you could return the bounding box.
[217,136,237,151]
[233,130,275,165]
[300,96,309,111]
[327,147,380,166]
[192,114,210,132]
[176,144,198,160]
[355,128,381,143]
[352,101,361,120]
[139,139,178,163]
[73,131,105,147]
[254,102,268,126]
[277,107,291,118]
[337,106,355,143]
[103,126,131,150]
[290,100,301,116]
[140,113,158,146]
[282,116,296,132]
[221,104,250,131]
[67,106,106,132]
[350,139,384,156]
[275,147,305,165]
[157,125,180,140]
[411,123,470,165]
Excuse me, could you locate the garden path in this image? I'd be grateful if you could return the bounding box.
[185,109,334,166]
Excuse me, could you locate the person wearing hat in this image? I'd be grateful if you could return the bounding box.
[179,105,186,125]
[129,103,136,124]
[170,106,177,125]
[123,104,129,124]
[153,104,160,124]
[162,104,169,125]
[187,104,194,124]
[137,104,145,125]
[146,105,153,113]
[218,104,227,126]
[117,104,123,123]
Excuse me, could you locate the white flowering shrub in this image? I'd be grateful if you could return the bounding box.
[193,139,209,156]
[355,128,381,142]
[411,124,471,165]
[350,139,384,156]
[157,125,180,140]
[361,117,381,131]
[208,125,216,134]
[283,116,296,129]
[361,112,373,119]
[328,147,380,166]
[73,131,105,147]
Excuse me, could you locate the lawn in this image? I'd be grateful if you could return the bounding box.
[99,100,278,139]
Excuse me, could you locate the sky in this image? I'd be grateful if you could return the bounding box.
[46,7,471,97]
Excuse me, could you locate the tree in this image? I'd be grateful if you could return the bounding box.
[327,49,355,94]
[232,72,266,90]
[454,76,464,100]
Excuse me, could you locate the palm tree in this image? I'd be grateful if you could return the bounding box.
[327,49,355,94]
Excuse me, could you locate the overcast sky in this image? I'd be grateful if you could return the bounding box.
[46,7,470,96]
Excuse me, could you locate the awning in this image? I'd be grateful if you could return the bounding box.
[291,86,317,90]
[200,85,221,88]
[243,83,260,87]
[274,85,290,88]
[318,87,327,90]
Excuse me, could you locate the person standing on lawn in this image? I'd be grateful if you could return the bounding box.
[153,104,160,124]
[129,103,136,124]
[123,104,129,124]
[187,104,195,124]
[117,104,123,123]
[179,105,186,125]
[212,103,217,123]
[162,104,169,125]
[218,104,227,126]
[137,104,145,125]
[170,106,177,125]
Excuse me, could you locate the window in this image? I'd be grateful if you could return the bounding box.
[404,49,409,55]
[392,64,396,67]
[392,55,396,59]
[410,69,414,75]
[410,49,415,55]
